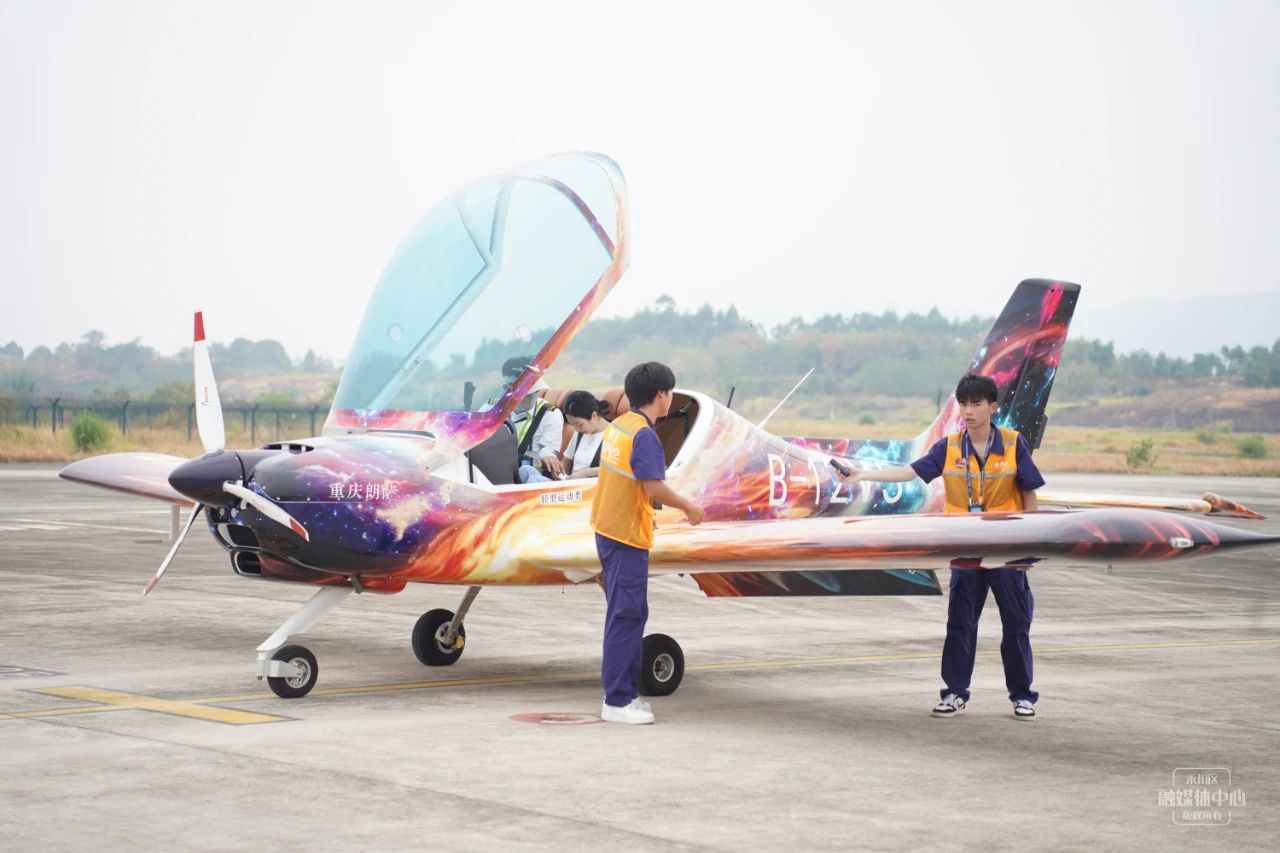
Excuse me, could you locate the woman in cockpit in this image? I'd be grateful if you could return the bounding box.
[522,389,610,482]
[560,390,611,479]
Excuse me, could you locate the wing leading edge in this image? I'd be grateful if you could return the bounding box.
[59,453,193,505]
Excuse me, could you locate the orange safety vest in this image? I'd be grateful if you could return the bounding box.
[591,411,658,549]
[941,427,1025,514]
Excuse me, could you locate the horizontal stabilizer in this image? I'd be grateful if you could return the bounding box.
[695,569,941,597]
[59,453,193,505]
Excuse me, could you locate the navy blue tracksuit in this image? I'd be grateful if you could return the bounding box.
[942,567,1038,704]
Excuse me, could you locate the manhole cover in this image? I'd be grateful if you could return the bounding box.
[510,712,603,725]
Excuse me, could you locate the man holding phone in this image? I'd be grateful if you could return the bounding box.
[833,374,1045,720]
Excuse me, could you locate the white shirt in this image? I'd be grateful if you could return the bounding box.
[568,430,604,474]
[525,403,564,464]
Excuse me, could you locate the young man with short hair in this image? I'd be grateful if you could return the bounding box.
[591,362,704,724]
[837,373,1045,719]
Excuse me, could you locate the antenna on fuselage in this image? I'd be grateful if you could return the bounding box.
[756,367,815,430]
[725,386,735,410]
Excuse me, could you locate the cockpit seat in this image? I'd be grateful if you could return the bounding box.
[465,422,519,485]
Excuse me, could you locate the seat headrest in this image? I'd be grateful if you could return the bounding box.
[538,388,574,409]
[601,387,630,418]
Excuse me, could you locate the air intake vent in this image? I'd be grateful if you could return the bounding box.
[227,525,260,548]
[262,442,314,453]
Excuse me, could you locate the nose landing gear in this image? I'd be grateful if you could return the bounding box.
[266,645,318,699]
[257,586,351,699]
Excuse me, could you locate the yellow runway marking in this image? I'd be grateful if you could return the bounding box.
[1,638,1275,724]
[1,686,287,725]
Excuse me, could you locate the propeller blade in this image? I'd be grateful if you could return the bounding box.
[223,482,310,542]
[193,311,225,454]
[144,504,204,596]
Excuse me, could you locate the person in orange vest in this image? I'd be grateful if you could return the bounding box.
[591,362,704,724]
[837,373,1045,719]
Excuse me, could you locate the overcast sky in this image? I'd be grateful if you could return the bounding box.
[2,0,1277,361]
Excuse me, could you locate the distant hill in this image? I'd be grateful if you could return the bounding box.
[1070,291,1280,358]
[3,303,1278,433]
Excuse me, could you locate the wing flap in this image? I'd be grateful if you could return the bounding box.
[694,569,941,597]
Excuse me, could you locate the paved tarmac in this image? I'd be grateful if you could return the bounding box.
[1,464,1277,851]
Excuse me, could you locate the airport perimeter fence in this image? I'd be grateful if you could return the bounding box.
[1,398,328,444]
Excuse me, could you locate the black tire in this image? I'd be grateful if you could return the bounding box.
[412,608,466,666]
[639,633,684,696]
[266,644,318,699]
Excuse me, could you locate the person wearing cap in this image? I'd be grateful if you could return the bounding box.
[834,373,1045,720]
[501,356,566,482]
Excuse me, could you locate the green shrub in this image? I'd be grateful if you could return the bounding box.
[1195,428,1217,445]
[71,412,111,453]
[1125,438,1158,469]
[1237,436,1267,459]
[857,413,876,425]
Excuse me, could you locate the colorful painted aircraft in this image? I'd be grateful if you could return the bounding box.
[61,153,1278,699]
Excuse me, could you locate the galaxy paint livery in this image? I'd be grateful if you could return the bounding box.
[59,153,1278,698]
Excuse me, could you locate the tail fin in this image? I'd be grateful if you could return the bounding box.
[921,279,1080,450]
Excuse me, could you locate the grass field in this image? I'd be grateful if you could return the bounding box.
[6,417,1278,476]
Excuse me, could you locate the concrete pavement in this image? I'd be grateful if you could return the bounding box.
[1,466,1276,851]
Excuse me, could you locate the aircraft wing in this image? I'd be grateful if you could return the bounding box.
[1037,489,1264,519]
[524,507,1278,577]
[59,453,194,506]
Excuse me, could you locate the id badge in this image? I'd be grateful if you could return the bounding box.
[968,504,983,513]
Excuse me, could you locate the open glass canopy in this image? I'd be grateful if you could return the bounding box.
[325,153,628,449]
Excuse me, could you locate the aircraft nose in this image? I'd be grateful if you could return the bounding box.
[168,451,245,507]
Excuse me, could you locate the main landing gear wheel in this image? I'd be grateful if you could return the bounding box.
[412,608,466,666]
[640,633,684,696]
[266,644,317,699]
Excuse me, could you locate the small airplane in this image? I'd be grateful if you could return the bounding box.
[61,153,1279,699]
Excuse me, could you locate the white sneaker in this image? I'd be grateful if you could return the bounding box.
[1013,699,1036,720]
[932,693,967,716]
[601,698,655,725]
[636,697,651,713]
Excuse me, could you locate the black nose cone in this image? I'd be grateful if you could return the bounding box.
[168,451,245,506]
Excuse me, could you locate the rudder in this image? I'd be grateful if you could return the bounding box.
[922,278,1080,451]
